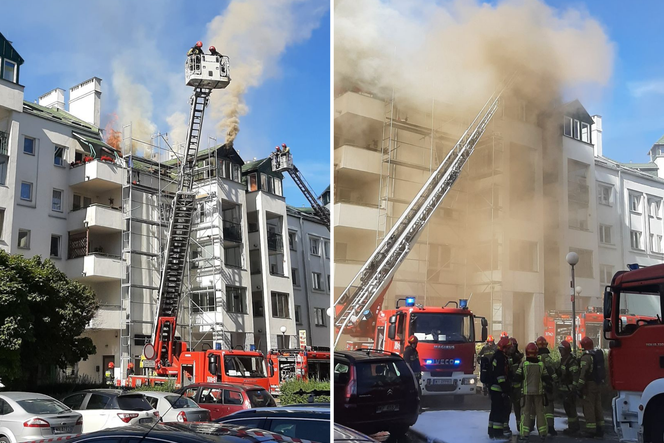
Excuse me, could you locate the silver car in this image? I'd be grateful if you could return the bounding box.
[0,392,83,443]
[141,392,210,423]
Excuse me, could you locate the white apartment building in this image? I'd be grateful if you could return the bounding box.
[287,204,331,348]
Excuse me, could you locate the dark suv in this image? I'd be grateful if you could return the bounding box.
[334,350,419,436]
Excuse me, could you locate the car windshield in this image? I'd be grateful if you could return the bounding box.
[246,389,276,408]
[410,313,472,343]
[165,396,199,409]
[356,360,414,395]
[18,399,70,414]
[224,355,266,378]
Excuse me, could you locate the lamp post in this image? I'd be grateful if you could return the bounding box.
[566,252,579,354]
[280,325,287,348]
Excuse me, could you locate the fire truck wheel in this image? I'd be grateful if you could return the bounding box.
[651,406,664,443]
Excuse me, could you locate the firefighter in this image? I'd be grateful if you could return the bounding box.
[500,331,509,339]
[557,339,580,435]
[507,337,524,436]
[403,335,421,380]
[536,336,558,435]
[516,343,547,441]
[187,41,204,56]
[209,45,223,58]
[282,143,290,154]
[478,335,497,395]
[488,336,511,439]
[104,362,115,386]
[577,336,604,438]
[127,362,135,377]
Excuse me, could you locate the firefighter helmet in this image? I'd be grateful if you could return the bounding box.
[408,335,418,344]
[559,340,571,351]
[497,337,511,351]
[282,143,287,148]
[580,336,594,351]
[127,362,134,369]
[536,336,548,348]
[565,335,573,343]
[500,331,509,338]
[525,342,538,358]
[509,337,518,348]
[486,335,494,344]
[195,41,203,48]
[209,45,216,52]
[108,362,115,369]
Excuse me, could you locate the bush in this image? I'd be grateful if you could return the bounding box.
[132,381,178,393]
[279,379,330,405]
[27,376,106,400]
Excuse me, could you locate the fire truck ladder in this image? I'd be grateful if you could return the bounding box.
[334,77,514,347]
[153,88,211,359]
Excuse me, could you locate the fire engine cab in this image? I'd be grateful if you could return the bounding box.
[266,349,331,395]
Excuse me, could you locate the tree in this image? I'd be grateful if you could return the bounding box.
[0,251,99,387]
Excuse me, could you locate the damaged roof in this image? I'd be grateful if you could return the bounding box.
[562,99,594,125]
[23,101,99,134]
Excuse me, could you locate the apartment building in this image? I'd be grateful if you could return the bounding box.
[287,205,331,348]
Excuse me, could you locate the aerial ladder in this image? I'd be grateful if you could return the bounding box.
[153,51,231,368]
[333,75,514,348]
[271,144,330,229]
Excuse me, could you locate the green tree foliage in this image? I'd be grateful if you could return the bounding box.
[0,251,98,387]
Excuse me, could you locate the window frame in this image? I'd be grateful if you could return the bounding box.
[271,291,290,319]
[310,237,321,256]
[17,229,30,249]
[597,184,612,206]
[630,230,643,250]
[312,272,323,291]
[50,234,62,258]
[0,208,5,240]
[52,188,64,212]
[563,116,573,137]
[295,305,302,324]
[630,193,642,213]
[226,285,247,314]
[0,155,7,186]
[649,198,662,218]
[314,308,326,327]
[20,181,33,202]
[581,122,590,143]
[599,224,612,245]
[288,231,297,251]
[3,59,17,83]
[23,137,35,155]
[54,145,66,167]
[291,267,299,287]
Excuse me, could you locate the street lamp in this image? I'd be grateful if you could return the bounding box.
[566,252,579,354]
[280,325,287,348]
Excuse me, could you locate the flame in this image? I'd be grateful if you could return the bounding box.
[105,113,121,151]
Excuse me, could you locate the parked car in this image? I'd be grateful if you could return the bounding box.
[142,391,211,423]
[67,422,320,443]
[333,350,420,436]
[60,389,159,433]
[0,392,82,443]
[334,424,378,443]
[175,383,275,420]
[216,405,331,443]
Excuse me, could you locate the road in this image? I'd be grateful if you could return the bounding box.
[374,393,619,443]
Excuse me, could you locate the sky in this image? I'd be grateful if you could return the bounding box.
[0,0,330,208]
[542,0,664,164]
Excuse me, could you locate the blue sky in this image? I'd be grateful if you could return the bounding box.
[544,0,664,163]
[0,1,330,207]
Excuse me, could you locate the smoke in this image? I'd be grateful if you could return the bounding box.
[166,111,188,155]
[204,0,327,144]
[335,0,613,109]
[111,61,157,157]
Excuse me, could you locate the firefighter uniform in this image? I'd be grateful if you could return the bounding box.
[578,351,604,437]
[538,348,558,432]
[558,353,580,433]
[516,360,548,439]
[508,349,524,433]
[488,349,510,438]
[478,343,497,394]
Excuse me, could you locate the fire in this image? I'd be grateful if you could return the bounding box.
[105,113,121,150]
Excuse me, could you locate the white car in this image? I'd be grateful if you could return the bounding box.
[61,389,159,433]
[141,392,210,423]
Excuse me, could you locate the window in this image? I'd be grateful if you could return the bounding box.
[324,241,330,258]
[312,272,323,290]
[23,137,35,155]
[252,291,264,317]
[509,240,538,272]
[292,268,299,287]
[581,122,590,143]
[659,235,663,253]
[597,184,612,206]
[570,248,593,278]
[223,390,243,405]
[191,289,215,312]
[310,237,320,256]
[630,193,642,213]
[274,178,283,196]
[652,234,663,254]
[0,399,13,415]
[0,208,4,240]
[52,189,63,212]
[248,173,258,192]
[649,198,661,218]
[20,182,32,201]
[271,292,290,318]
[54,146,65,166]
[3,60,16,82]
[73,194,92,211]
[224,245,242,268]
[631,230,643,250]
[62,393,86,410]
[564,116,572,137]
[50,235,61,258]
[288,231,297,251]
[86,394,110,410]
[295,305,302,324]
[17,229,30,249]
[226,286,247,314]
[599,224,612,244]
[0,156,7,185]
[315,308,326,327]
[573,119,580,139]
[600,265,614,285]
[260,173,268,191]
[199,388,222,405]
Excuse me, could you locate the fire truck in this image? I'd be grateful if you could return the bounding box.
[543,308,605,348]
[334,77,511,398]
[266,348,331,395]
[122,50,269,390]
[602,264,664,443]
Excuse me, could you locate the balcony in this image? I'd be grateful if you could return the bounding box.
[0,131,8,155]
[223,220,243,243]
[68,204,123,233]
[88,304,121,330]
[334,202,379,231]
[69,159,125,192]
[334,260,364,288]
[334,145,381,180]
[0,79,25,113]
[66,253,124,282]
[267,232,283,253]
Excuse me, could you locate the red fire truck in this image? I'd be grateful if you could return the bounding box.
[543,308,606,348]
[602,264,664,443]
[266,349,331,395]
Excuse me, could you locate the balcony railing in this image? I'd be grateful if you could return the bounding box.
[223,220,242,243]
[267,232,283,252]
[0,131,8,156]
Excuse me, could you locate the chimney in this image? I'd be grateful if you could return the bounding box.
[592,115,602,157]
[38,88,65,110]
[68,77,102,128]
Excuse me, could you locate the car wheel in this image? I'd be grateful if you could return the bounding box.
[390,424,410,436]
[0,436,11,443]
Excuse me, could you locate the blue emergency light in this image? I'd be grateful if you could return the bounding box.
[459,299,468,309]
[405,297,416,307]
[454,359,461,365]
[627,263,640,271]
[425,359,434,365]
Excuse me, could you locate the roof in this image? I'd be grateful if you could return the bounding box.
[618,162,657,169]
[241,158,270,173]
[163,143,244,167]
[654,134,664,145]
[286,205,327,226]
[73,132,121,155]
[23,101,99,134]
[0,392,56,400]
[334,350,403,362]
[0,32,24,66]
[562,99,594,125]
